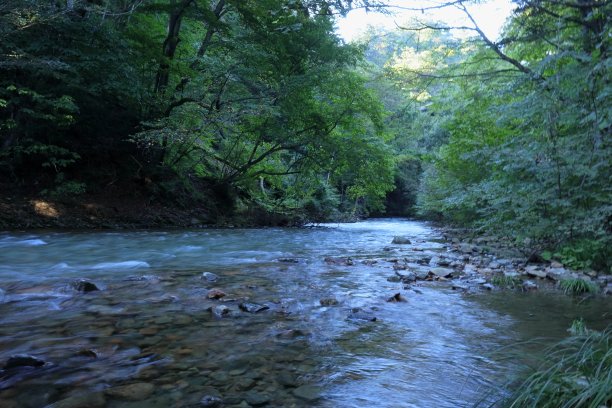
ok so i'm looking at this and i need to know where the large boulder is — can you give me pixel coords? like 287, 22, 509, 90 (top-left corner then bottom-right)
391, 236, 412, 245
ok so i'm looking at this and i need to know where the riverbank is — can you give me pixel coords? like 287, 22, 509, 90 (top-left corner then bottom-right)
435, 227, 612, 296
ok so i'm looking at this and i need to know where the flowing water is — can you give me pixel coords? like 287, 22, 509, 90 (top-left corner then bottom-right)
0, 219, 610, 407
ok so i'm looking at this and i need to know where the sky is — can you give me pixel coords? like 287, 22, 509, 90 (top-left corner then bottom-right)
335, 0, 515, 42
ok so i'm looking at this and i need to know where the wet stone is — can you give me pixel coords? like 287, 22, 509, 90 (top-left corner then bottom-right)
200, 395, 223, 407
4, 354, 46, 369
430, 268, 453, 278
522, 281, 538, 291
239, 302, 269, 313
244, 391, 270, 406
391, 236, 412, 245
72, 279, 100, 293
292, 385, 322, 401
202, 272, 219, 282
387, 292, 407, 302
319, 298, 338, 306
347, 308, 377, 322
104, 382, 154, 401
207, 289, 227, 299
278, 258, 300, 263
47, 392, 106, 408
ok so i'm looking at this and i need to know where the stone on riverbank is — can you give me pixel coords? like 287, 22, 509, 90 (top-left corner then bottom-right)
524, 266, 547, 279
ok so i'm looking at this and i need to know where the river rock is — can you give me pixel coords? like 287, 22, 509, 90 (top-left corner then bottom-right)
292, 385, 322, 401
391, 236, 411, 244
546, 267, 569, 281
244, 391, 270, 406
207, 289, 226, 299
522, 280, 538, 291
348, 308, 377, 322
387, 276, 402, 282
72, 279, 99, 293
239, 302, 269, 313
459, 243, 475, 253
525, 266, 547, 279
4, 354, 46, 369
604, 284, 612, 296
201, 272, 219, 282
0, 288, 4, 302
362, 259, 378, 266
395, 270, 417, 282
481, 283, 494, 291
320, 298, 338, 306
211, 305, 231, 318
278, 258, 300, 263
451, 284, 469, 292
429, 268, 453, 278
200, 395, 223, 407
46, 392, 106, 408
324, 257, 354, 266
104, 382, 154, 401
550, 260, 564, 268
387, 292, 407, 302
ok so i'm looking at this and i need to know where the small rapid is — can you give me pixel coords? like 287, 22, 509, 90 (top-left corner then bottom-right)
0, 220, 609, 407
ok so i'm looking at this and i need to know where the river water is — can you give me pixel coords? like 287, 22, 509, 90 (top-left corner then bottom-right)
0, 219, 610, 407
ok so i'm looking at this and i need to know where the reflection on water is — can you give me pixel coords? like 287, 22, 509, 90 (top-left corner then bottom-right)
0, 220, 610, 407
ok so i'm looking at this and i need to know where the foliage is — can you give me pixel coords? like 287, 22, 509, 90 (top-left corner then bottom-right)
558, 278, 599, 296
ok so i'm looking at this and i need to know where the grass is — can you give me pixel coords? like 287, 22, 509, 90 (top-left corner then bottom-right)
479, 323, 612, 408
491, 274, 522, 289
558, 278, 599, 295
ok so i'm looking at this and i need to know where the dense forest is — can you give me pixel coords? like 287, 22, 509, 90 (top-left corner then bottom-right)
0, 0, 610, 271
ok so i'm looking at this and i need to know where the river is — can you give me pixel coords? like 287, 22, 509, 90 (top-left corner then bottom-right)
0, 219, 610, 407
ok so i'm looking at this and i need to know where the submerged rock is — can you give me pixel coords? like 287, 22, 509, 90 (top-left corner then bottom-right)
292, 385, 322, 401
0, 288, 4, 302
387, 292, 407, 302
348, 308, 377, 322
320, 298, 338, 306
324, 257, 354, 266
244, 391, 270, 406
238, 302, 269, 313
104, 382, 154, 401
207, 289, 226, 299
200, 395, 223, 407
47, 392, 106, 408
278, 258, 300, 263
4, 354, 46, 369
211, 305, 231, 318
72, 279, 100, 293
391, 236, 412, 245
201, 272, 219, 282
